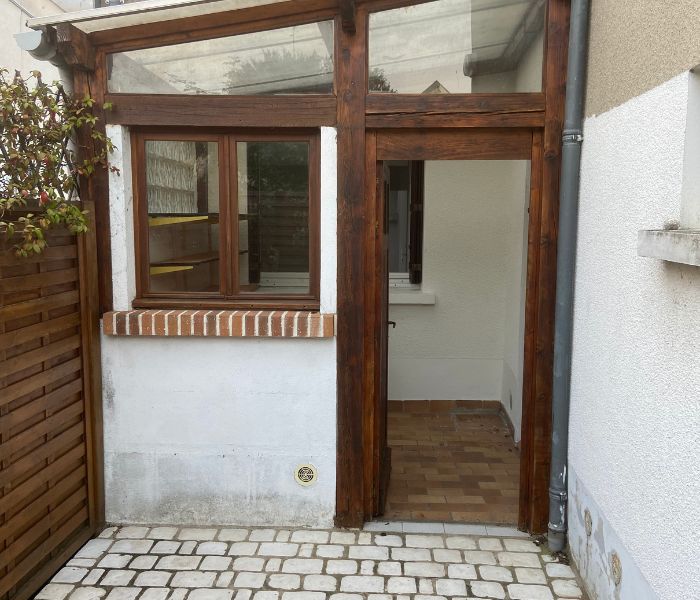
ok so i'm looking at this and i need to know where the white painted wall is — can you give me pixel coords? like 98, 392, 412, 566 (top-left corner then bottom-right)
569, 71, 700, 600
387, 160, 529, 427
102, 127, 338, 526
499, 162, 529, 436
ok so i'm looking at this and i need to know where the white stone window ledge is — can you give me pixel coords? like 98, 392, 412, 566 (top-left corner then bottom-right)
389, 290, 437, 305
637, 229, 700, 267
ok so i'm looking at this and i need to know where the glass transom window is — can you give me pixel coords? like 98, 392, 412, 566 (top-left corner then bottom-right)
108, 21, 335, 95
368, 0, 544, 94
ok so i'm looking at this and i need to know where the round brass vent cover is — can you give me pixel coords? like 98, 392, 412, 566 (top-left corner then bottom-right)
295, 464, 317, 487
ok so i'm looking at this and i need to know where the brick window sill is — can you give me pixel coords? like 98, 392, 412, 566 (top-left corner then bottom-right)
103, 310, 335, 338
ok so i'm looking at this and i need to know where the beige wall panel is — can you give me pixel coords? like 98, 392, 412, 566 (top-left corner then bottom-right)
586, 0, 700, 116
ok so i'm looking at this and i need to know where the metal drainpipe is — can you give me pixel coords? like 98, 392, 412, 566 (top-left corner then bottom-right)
548, 0, 591, 553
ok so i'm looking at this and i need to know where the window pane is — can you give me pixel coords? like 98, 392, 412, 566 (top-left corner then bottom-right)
368, 0, 544, 94
237, 141, 310, 295
145, 140, 220, 294
108, 21, 334, 95
387, 161, 411, 274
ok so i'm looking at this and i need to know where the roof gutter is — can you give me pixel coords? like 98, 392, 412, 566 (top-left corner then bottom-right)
548, 0, 591, 553
14, 28, 65, 68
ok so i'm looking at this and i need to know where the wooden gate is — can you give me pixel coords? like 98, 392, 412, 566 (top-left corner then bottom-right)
0, 209, 103, 600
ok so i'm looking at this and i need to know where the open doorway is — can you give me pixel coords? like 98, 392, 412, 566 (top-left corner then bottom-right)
384, 158, 531, 524
365, 128, 541, 527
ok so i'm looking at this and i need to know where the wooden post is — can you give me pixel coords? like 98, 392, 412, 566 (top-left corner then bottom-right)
335, 6, 368, 528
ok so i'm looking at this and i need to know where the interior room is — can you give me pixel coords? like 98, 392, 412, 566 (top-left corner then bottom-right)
384, 158, 532, 525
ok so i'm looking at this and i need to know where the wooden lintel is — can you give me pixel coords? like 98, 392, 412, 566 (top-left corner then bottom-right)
54, 24, 96, 72
339, 0, 356, 34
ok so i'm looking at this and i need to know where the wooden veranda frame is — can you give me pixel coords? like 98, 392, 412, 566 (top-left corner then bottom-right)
51, 0, 571, 534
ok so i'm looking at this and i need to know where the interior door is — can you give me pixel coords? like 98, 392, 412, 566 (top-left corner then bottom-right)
374, 162, 391, 516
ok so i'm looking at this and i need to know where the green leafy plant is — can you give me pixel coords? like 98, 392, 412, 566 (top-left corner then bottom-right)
0, 69, 117, 256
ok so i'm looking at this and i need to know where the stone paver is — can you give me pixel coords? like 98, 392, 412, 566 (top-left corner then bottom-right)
39, 523, 587, 600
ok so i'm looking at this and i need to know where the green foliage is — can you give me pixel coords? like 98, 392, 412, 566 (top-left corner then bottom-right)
0, 69, 117, 257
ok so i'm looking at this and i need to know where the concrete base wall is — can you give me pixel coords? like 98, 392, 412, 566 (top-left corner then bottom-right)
102, 334, 337, 527
568, 467, 659, 600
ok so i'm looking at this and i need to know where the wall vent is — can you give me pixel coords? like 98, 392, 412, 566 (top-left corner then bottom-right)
294, 464, 318, 487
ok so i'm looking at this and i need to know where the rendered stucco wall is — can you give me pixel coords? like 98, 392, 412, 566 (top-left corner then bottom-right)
102, 127, 338, 526
586, 0, 700, 116
569, 71, 700, 600
387, 160, 529, 426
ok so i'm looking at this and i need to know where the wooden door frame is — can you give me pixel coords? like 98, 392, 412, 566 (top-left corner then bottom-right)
364, 128, 544, 529
336, 1, 570, 532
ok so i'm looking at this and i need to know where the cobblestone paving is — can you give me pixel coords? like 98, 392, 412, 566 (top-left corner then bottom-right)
36, 522, 585, 600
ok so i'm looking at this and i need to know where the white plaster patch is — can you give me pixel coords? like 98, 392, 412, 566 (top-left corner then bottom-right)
320, 127, 338, 314
106, 125, 136, 311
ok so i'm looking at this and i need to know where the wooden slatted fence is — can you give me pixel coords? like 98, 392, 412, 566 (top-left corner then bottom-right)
0, 214, 103, 600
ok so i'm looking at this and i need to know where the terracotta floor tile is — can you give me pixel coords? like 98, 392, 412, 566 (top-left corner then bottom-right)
383, 407, 520, 525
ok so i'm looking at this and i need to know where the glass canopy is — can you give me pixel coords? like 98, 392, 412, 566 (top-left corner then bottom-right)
28, 0, 291, 34
107, 21, 334, 95
369, 0, 545, 94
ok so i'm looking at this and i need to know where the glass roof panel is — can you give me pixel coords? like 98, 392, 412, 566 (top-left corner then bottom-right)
107, 20, 334, 94
368, 0, 544, 94
28, 0, 291, 33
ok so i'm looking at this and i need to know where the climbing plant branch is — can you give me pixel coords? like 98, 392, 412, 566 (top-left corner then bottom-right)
0, 69, 117, 256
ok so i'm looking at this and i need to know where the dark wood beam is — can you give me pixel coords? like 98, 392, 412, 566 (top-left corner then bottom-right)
518, 0, 570, 535
72, 53, 113, 314
375, 128, 533, 161
54, 23, 96, 72
339, 0, 356, 34
365, 93, 546, 128
104, 94, 337, 128
335, 7, 368, 528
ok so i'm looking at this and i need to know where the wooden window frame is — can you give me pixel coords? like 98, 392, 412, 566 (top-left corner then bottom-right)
386, 160, 423, 286
132, 128, 321, 311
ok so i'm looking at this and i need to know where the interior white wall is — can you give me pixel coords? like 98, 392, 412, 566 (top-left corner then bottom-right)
102, 127, 338, 526
499, 163, 529, 437
387, 161, 529, 429
569, 71, 700, 600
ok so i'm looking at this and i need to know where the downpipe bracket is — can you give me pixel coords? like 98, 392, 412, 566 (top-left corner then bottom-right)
562, 131, 584, 144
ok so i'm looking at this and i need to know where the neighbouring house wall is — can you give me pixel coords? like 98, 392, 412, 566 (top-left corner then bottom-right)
0, 0, 60, 77
586, 0, 700, 116
569, 70, 700, 600
387, 160, 529, 420
102, 126, 338, 527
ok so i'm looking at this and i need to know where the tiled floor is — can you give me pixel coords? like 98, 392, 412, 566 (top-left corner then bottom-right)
37, 523, 585, 600
385, 403, 520, 524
